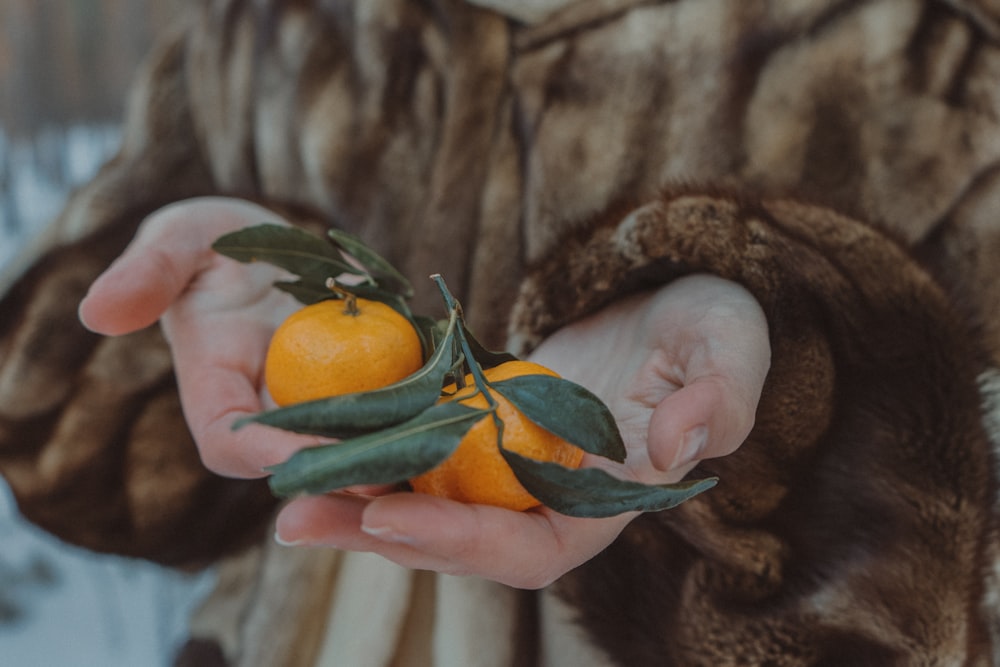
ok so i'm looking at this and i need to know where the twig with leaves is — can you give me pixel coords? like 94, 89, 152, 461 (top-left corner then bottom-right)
213, 224, 717, 517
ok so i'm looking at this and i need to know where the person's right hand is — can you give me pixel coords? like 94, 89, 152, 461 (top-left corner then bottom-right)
78, 196, 319, 478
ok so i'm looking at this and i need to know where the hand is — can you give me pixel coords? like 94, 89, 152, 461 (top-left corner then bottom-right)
79, 196, 319, 477
274, 274, 770, 588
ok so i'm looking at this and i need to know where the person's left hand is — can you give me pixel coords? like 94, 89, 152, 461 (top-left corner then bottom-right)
275, 273, 771, 588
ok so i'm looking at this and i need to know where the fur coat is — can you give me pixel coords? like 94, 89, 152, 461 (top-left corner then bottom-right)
2, 0, 1000, 664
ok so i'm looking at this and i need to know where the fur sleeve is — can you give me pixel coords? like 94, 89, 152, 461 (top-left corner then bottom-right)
0, 26, 278, 569
509, 189, 999, 663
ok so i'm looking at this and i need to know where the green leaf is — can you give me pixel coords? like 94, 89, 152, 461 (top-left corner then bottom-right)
502, 451, 718, 517
273, 279, 335, 305
328, 227, 413, 298
411, 315, 454, 364
213, 224, 364, 284
238, 309, 461, 438
461, 322, 518, 370
267, 401, 488, 497
491, 375, 627, 462
415, 316, 448, 348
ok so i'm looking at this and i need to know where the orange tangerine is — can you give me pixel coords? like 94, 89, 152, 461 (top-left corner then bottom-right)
264, 297, 422, 406
410, 361, 585, 511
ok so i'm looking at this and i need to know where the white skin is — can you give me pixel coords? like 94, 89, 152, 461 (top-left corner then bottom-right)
79, 197, 771, 589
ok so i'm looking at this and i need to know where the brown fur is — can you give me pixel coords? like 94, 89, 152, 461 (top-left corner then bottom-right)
2, 0, 1000, 663
509, 189, 998, 664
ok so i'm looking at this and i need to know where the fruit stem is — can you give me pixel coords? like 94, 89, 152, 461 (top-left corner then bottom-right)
430, 274, 497, 410
325, 278, 360, 316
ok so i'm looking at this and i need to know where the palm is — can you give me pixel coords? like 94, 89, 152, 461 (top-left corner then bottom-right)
529, 274, 769, 483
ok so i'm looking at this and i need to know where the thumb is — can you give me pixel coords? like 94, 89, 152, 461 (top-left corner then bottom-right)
78, 238, 191, 336
646, 374, 759, 472
78, 197, 283, 336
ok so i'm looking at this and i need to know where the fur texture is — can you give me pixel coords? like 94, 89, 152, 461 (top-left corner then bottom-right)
2, 0, 1000, 663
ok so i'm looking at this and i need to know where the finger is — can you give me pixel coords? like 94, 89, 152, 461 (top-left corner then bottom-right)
180, 379, 321, 479
276, 492, 631, 589
274, 493, 463, 573
79, 197, 286, 335
645, 278, 771, 471
645, 375, 751, 471
275, 493, 370, 545
364, 494, 634, 588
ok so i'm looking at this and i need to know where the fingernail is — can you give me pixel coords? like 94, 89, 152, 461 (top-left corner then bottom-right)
361, 523, 416, 545
675, 425, 708, 468
274, 531, 304, 547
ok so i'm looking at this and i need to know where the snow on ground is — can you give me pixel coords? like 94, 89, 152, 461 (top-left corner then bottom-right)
0, 126, 216, 665
0, 124, 120, 266
0, 486, 215, 666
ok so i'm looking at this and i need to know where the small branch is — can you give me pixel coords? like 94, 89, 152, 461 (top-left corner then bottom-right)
325, 277, 359, 315
430, 274, 496, 409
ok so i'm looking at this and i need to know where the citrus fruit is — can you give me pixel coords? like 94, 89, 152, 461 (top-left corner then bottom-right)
264, 297, 423, 406
409, 360, 585, 511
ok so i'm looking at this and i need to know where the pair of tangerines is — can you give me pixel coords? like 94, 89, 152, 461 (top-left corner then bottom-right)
263, 297, 584, 511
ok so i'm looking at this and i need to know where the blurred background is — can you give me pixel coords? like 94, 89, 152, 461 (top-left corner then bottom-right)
1, 0, 181, 263
1, 1, 216, 664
